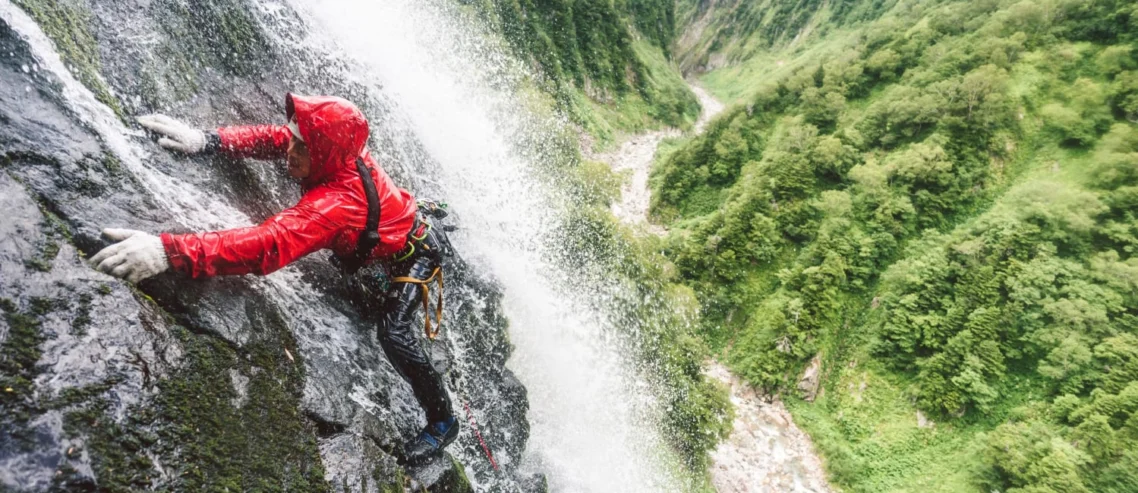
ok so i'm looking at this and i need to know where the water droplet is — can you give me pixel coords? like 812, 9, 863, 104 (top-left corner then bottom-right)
25, 86, 32, 92
32, 63, 39, 72
21, 64, 29, 73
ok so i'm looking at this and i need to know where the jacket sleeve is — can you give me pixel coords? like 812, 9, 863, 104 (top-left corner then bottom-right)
160, 194, 346, 278
216, 125, 292, 160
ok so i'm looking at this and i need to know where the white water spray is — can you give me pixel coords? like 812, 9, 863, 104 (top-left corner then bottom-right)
288, 1, 686, 491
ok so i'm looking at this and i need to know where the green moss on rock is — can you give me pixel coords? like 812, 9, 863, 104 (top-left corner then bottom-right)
0, 298, 48, 449
24, 203, 69, 272
151, 324, 329, 491
50, 319, 332, 490
374, 465, 406, 493
156, 0, 273, 77
427, 456, 473, 493
70, 293, 92, 336
54, 379, 160, 491
12, 0, 122, 118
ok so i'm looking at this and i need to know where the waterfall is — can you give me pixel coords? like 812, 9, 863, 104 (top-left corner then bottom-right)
289, 1, 686, 490
0, 0, 688, 491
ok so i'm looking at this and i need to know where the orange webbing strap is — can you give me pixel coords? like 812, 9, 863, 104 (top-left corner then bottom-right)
392, 267, 444, 340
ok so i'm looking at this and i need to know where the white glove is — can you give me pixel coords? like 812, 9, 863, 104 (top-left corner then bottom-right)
90, 228, 170, 283
137, 114, 208, 154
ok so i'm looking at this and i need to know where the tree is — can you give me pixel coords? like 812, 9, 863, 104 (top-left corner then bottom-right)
1096, 45, 1136, 76
1093, 334, 1138, 394
800, 88, 847, 127
1043, 103, 1098, 145
985, 421, 1092, 493
865, 48, 903, 81
960, 64, 1009, 121
1110, 71, 1138, 121
1038, 333, 1095, 394
1070, 414, 1118, 463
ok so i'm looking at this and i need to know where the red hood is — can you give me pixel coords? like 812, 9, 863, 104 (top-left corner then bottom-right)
285, 93, 369, 188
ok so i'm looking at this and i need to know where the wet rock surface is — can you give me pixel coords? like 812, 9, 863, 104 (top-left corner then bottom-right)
0, 0, 536, 491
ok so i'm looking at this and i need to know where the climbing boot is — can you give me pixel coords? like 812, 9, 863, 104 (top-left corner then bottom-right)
404, 416, 459, 465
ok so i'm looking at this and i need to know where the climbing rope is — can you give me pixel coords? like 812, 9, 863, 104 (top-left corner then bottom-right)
444, 342, 511, 481
463, 399, 500, 472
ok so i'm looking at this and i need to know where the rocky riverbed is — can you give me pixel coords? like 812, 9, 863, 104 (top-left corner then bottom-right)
588, 83, 725, 232
705, 363, 834, 493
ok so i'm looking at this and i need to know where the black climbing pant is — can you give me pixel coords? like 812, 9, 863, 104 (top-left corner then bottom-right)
350, 216, 453, 424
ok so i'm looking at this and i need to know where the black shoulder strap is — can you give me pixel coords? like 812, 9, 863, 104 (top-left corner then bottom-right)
341, 157, 381, 273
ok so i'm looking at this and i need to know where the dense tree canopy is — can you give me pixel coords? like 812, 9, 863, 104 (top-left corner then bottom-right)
655, 0, 1138, 490
484, 0, 698, 130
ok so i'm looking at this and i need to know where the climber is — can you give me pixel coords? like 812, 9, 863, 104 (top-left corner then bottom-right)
89, 94, 458, 465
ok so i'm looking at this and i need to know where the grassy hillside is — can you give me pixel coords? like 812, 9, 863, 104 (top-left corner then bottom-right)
475, 0, 701, 146
675, 0, 900, 77
654, 0, 1138, 491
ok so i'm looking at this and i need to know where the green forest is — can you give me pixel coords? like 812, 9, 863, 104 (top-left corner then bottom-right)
486, 0, 1138, 490
635, 0, 1138, 491
473, 0, 702, 146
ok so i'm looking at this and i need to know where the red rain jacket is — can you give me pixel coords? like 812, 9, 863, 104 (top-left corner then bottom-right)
161, 94, 418, 278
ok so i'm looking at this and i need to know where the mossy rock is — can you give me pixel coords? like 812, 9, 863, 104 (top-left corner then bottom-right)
428, 456, 473, 493
13, 0, 122, 117
155, 0, 273, 77
0, 298, 48, 447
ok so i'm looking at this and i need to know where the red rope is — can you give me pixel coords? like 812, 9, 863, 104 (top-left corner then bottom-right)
463, 400, 500, 471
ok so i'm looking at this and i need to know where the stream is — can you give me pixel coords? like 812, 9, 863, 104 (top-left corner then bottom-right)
590, 82, 835, 493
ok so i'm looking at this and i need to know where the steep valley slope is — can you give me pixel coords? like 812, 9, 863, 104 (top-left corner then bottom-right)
655, 0, 1138, 492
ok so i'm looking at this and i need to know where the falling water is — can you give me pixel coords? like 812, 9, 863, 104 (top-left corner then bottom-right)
287, 1, 687, 491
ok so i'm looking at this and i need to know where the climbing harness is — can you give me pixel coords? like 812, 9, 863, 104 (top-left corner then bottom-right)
386, 199, 457, 340
393, 218, 432, 262
392, 266, 444, 340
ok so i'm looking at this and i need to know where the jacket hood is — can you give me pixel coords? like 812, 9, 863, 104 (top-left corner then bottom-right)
285, 93, 369, 188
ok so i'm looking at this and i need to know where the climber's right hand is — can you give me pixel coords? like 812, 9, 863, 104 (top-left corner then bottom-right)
137, 114, 212, 154
90, 228, 170, 283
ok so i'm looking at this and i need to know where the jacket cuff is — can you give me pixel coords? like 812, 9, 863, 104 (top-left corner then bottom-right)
203, 131, 222, 154
160, 233, 190, 275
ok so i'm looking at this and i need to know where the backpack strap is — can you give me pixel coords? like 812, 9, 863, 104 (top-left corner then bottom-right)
340, 157, 381, 274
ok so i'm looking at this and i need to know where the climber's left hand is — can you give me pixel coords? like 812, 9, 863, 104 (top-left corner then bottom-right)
137, 114, 210, 154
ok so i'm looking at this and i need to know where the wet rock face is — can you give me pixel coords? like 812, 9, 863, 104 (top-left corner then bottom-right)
0, 0, 535, 491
